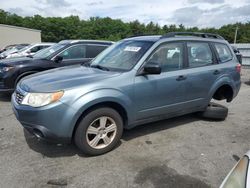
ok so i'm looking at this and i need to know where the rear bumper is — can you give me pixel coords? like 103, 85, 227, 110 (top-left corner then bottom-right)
233, 80, 241, 99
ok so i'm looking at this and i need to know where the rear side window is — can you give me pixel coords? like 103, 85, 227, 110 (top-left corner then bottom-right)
59, 45, 86, 59
41, 45, 50, 49
30, 46, 40, 53
187, 42, 213, 68
86, 45, 108, 58
214, 43, 232, 63
147, 42, 183, 72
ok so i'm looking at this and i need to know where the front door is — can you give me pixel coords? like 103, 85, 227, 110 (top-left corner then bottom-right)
134, 42, 188, 120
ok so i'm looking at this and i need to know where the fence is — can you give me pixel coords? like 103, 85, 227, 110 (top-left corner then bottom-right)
231, 43, 250, 66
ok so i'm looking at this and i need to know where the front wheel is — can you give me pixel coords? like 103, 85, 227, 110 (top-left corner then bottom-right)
74, 107, 123, 156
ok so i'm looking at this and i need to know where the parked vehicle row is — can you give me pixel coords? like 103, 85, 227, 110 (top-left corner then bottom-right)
6, 43, 55, 59
0, 44, 30, 59
0, 40, 113, 92
8, 32, 241, 156
0, 43, 29, 54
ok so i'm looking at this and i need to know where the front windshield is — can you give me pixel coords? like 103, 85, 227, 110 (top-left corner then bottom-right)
2, 48, 18, 56
33, 43, 66, 59
90, 40, 153, 71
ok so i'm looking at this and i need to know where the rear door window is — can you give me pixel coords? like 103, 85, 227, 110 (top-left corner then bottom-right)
86, 45, 108, 58
187, 42, 213, 68
214, 43, 233, 63
30, 46, 40, 53
59, 45, 86, 60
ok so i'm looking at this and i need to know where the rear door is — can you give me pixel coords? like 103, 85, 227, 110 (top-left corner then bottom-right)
183, 41, 220, 108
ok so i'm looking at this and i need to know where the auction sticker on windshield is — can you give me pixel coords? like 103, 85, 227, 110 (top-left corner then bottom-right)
124, 46, 141, 52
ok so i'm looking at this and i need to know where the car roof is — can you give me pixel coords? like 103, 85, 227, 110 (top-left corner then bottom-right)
125, 35, 162, 42
58, 40, 114, 45
30, 43, 56, 46
126, 32, 227, 43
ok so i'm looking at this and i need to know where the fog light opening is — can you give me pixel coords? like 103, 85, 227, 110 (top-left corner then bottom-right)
33, 129, 44, 138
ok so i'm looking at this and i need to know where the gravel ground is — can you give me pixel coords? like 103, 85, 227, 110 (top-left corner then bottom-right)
0, 68, 249, 188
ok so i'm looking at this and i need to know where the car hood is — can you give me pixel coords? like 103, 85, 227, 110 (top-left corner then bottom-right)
0, 57, 34, 66
19, 65, 121, 92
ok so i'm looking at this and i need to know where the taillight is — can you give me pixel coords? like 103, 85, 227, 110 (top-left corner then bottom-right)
236, 63, 241, 73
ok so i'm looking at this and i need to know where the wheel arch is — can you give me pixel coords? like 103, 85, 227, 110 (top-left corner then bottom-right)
209, 77, 235, 103
15, 70, 39, 86
69, 89, 133, 139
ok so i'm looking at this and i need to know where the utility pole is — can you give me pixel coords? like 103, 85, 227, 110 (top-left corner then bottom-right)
234, 26, 238, 44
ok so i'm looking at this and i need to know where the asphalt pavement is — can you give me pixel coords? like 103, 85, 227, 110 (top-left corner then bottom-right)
0, 68, 249, 188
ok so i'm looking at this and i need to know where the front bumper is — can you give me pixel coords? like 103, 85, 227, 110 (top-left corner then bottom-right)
11, 93, 78, 143
0, 73, 14, 93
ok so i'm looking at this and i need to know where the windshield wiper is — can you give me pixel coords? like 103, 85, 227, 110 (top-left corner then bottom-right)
90, 64, 110, 71
81, 61, 91, 67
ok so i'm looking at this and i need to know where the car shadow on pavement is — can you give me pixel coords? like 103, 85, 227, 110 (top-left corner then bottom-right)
23, 129, 122, 158
0, 93, 11, 101
24, 114, 199, 158
23, 129, 88, 158
122, 114, 199, 141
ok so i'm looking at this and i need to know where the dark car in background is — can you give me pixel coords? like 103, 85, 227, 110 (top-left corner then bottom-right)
0, 40, 113, 93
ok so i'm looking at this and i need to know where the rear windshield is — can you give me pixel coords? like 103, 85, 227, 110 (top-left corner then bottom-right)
214, 43, 233, 63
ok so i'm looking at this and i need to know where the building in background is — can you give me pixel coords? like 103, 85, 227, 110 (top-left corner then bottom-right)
0, 24, 41, 49
232, 43, 250, 66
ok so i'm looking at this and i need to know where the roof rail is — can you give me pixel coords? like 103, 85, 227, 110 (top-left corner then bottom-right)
161, 32, 224, 40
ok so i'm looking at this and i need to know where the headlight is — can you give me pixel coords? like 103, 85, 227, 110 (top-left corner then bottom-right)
21, 91, 64, 107
0, 66, 14, 72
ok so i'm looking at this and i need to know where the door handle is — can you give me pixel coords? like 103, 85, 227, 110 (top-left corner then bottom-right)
213, 70, 220, 75
176, 75, 187, 81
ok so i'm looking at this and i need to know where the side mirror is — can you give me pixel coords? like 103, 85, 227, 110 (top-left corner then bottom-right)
143, 62, 161, 75
54, 56, 63, 63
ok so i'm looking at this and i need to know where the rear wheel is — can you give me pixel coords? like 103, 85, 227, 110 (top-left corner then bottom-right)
74, 107, 123, 155
199, 102, 228, 120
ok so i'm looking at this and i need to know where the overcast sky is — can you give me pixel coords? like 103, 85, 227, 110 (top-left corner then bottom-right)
0, 0, 250, 28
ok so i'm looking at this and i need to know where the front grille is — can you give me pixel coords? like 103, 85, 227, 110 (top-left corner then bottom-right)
15, 90, 25, 104
0, 81, 4, 88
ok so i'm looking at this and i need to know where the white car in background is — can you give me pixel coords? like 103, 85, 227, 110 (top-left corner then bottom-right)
220, 150, 250, 188
6, 43, 55, 58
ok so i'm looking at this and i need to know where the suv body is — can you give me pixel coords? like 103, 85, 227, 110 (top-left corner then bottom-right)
0, 40, 113, 93
6, 43, 55, 59
12, 33, 241, 155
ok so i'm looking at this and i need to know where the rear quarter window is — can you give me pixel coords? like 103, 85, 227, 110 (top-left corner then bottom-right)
214, 43, 233, 63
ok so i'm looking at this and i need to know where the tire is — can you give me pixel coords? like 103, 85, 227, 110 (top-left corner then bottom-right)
74, 107, 123, 156
199, 102, 228, 120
